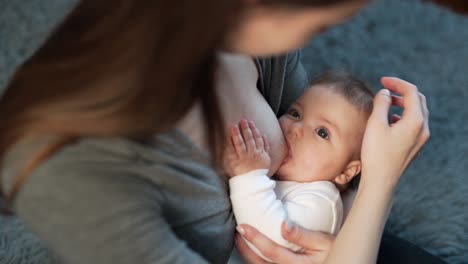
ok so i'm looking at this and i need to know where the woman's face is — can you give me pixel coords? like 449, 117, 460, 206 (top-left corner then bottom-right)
224, 0, 369, 56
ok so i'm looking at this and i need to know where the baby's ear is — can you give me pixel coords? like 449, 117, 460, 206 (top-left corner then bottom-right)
334, 160, 361, 185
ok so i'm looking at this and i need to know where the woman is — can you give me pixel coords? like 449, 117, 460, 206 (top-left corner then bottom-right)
0, 0, 436, 263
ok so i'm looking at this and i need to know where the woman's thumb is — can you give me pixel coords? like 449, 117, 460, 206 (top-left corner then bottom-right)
281, 221, 333, 250
370, 89, 392, 123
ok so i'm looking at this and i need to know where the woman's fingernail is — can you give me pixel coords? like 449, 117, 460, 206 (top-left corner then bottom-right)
236, 226, 246, 236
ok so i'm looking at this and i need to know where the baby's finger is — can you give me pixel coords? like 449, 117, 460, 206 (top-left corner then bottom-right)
249, 121, 264, 150
224, 137, 235, 157
263, 134, 270, 153
231, 125, 246, 154
240, 119, 255, 153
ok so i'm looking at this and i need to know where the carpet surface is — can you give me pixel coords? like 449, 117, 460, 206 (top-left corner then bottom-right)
0, 0, 78, 90
1, 0, 467, 263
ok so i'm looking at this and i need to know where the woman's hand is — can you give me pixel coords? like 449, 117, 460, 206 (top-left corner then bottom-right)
224, 119, 271, 177
360, 77, 430, 189
236, 222, 334, 264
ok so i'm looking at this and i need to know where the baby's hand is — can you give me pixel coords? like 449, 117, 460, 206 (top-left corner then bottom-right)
224, 119, 271, 177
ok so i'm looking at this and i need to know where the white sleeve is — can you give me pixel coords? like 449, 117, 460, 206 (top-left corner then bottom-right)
283, 192, 342, 236
229, 170, 300, 260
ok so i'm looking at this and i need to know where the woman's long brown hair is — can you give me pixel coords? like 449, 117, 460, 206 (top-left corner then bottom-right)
0, 0, 355, 213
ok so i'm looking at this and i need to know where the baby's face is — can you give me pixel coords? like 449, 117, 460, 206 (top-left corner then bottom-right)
276, 85, 368, 183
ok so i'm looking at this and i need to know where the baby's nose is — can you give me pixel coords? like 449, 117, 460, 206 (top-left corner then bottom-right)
289, 123, 302, 138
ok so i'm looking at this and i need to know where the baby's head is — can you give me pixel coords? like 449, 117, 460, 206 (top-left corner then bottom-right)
276, 71, 374, 191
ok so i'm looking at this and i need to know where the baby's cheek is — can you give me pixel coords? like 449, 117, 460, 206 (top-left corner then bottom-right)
302, 150, 335, 180
302, 158, 320, 177
323, 155, 347, 179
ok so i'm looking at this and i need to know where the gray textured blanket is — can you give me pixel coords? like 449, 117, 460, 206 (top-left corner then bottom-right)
1, 0, 467, 263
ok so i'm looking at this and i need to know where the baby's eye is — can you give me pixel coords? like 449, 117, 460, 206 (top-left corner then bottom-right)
316, 128, 329, 139
287, 108, 301, 120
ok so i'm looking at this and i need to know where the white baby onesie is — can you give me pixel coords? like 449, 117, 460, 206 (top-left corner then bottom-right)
229, 169, 343, 261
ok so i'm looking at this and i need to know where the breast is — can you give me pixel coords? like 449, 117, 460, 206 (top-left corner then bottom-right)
177, 53, 288, 176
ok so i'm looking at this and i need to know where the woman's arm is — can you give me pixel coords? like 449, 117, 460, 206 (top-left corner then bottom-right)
325, 78, 429, 264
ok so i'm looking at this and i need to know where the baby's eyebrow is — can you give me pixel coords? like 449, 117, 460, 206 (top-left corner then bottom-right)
293, 101, 303, 109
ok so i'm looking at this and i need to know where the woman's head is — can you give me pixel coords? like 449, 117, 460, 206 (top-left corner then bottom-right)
224, 0, 369, 56
0, 0, 369, 208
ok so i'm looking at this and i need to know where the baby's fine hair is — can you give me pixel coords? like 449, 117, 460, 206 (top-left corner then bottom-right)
309, 70, 375, 190
309, 70, 374, 116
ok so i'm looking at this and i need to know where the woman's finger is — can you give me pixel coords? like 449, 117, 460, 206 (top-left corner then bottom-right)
419, 93, 430, 132
236, 234, 269, 264
240, 119, 256, 153
281, 221, 334, 252
231, 125, 246, 154
369, 89, 392, 124
405, 92, 430, 153
404, 92, 430, 168
391, 90, 427, 113
391, 94, 404, 108
418, 92, 430, 143
381, 77, 423, 122
249, 120, 264, 150
238, 224, 300, 263
420, 93, 429, 118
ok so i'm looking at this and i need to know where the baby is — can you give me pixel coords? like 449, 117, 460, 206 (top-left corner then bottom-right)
224, 71, 374, 261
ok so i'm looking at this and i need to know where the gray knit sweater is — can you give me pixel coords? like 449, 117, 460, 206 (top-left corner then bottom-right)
1, 52, 308, 264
